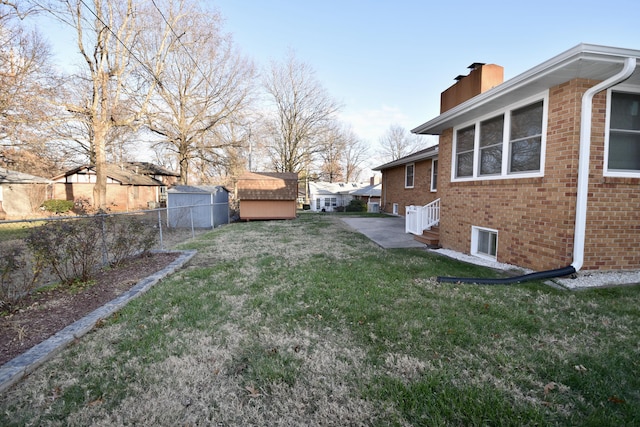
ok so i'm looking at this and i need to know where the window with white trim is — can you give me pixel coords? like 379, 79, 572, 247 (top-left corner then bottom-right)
455, 126, 474, 178
471, 226, 498, 260
405, 163, 415, 188
430, 159, 438, 192
324, 197, 337, 208
605, 90, 640, 175
453, 95, 546, 181
479, 115, 504, 176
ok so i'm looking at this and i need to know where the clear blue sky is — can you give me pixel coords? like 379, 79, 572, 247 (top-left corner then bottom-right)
35, 0, 640, 170
210, 0, 640, 148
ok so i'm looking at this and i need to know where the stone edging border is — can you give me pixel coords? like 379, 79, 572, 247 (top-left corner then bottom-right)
0, 249, 197, 394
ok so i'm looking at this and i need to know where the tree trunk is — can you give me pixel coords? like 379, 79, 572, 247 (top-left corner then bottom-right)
93, 70, 110, 210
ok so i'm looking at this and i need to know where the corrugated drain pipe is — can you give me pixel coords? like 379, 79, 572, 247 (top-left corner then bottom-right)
437, 56, 637, 285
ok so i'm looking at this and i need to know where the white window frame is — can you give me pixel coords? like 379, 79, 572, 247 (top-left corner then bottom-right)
471, 226, 498, 260
451, 92, 548, 182
405, 163, 415, 188
604, 85, 640, 177
392, 203, 399, 215
430, 158, 438, 192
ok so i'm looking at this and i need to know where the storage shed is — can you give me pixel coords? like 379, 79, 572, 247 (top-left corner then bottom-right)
166, 185, 229, 228
237, 172, 298, 220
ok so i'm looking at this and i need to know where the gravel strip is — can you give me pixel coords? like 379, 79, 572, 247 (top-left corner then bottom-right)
429, 248, 640, 289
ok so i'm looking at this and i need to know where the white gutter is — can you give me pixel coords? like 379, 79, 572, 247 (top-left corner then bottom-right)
571, 57, 637, 271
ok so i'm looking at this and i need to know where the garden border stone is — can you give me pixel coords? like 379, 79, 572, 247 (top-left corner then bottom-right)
0, 249, 196, 394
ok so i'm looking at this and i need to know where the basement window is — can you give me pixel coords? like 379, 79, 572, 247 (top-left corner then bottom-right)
471, 226, 498, 260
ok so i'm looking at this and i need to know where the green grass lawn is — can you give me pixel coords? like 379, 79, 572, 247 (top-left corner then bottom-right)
1, 214, 639, 426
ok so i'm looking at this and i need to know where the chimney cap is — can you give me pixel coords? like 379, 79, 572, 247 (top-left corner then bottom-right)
467, 62, 485, 70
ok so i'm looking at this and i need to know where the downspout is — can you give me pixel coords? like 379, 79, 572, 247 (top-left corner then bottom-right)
438, 57, 637, 285
571, 57, 636, 272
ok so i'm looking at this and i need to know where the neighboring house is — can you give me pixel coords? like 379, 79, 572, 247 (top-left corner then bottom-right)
0, 168, 52, 219
52, 163, 177, 211
237, 172, 298, 220
373, 145, 439, 216
307, 181, 373, 212
376, 43, 640, 273
348, 181, 382, 213
166, 185, 229, 228
126, 162, 180, 206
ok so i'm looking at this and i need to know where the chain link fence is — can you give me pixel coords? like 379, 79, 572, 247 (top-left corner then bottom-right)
0, 204, 229, 305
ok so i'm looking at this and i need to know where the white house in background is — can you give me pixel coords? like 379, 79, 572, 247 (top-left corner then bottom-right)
351, 183, 382, 212
308, 181, 372, 212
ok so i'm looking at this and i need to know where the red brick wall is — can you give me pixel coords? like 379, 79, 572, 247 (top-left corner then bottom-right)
54, 183, 158, 212
380, 158, 438, 215
584, 87, 640, 270
437, 78, 640, 271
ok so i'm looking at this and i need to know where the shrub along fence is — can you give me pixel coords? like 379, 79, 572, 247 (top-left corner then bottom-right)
0, 204, 227, 308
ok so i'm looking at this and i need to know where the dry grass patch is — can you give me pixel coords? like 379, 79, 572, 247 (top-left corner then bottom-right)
1, 214, 639, 426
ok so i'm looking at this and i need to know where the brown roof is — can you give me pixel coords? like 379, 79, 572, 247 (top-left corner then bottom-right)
53, 165, 164, 186
126, 162, 180, 177
237, 172, 298, 201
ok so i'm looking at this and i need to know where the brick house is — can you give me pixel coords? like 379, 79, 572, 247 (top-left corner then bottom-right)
52, 163, 179, 211
376, 44, 640, 273
373, 145, 439, 216
236, 172, 298, 220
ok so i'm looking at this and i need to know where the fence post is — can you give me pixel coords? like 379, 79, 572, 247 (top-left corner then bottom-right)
157, 208, 164, 250
190, 206, 195, 239
100, 214, 108, 266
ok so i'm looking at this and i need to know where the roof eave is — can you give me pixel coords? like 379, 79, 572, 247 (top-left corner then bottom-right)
411, 43, 640, 135
372, 147, 439, 171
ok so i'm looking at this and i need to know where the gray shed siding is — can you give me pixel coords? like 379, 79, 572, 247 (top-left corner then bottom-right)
167, 186, 229, 228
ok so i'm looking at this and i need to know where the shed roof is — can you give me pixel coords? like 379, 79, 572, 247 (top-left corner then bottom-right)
0, 168, 52, 184
237, 172, 298, 201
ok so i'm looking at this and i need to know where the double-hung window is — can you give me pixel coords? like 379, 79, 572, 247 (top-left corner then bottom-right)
509, 101, 544, 173
405, 163, 415, 188
453, 95, 546, 181
455, 126, 475, 178
430, 159, 438, 191
605, 90, 640, 175
479, 115, 504, 176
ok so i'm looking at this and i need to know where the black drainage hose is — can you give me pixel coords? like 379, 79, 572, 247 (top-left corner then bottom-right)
436, 265, 576, 285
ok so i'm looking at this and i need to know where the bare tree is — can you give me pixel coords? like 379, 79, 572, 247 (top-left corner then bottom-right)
317, 124, 345, 183
262, 52, 341, 174
342, 128, 368, 182
141, 0, 255, 185
0, 4, 60, 169
378, 124, 421, 162
39, 0, 170, 209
